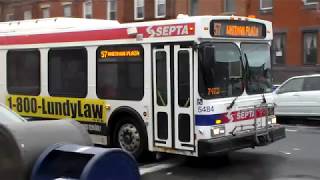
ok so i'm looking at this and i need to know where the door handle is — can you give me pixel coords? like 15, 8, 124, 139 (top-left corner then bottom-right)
292, 94, 300, 96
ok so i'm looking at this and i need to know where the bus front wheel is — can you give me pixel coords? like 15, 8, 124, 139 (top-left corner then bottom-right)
113, 117, 147, 160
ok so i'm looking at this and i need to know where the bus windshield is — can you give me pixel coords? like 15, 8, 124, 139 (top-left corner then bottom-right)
199, 43, 243, 99
241, 43, 272, 94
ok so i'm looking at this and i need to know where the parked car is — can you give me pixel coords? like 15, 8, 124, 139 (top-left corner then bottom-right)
0, 103, 26, 124
273, 74, 320, 118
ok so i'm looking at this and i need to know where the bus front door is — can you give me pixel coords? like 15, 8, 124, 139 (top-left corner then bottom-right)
152, 44, 194, 151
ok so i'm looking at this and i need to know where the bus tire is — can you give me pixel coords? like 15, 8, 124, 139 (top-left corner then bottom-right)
112, 116, 148, 160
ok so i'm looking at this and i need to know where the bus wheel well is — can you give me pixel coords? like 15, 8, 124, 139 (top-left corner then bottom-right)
108, 107, 147, 146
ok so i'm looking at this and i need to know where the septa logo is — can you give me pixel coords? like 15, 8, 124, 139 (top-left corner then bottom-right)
228, 108, 267, 122
146, 23, 194, 37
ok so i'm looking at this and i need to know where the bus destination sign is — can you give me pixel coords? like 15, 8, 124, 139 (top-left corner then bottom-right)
210, 20, 266, 38
100, 50, 141, 59
97, 45, 144, 63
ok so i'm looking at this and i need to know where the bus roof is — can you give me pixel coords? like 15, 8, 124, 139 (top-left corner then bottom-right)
0, 15, 272, 48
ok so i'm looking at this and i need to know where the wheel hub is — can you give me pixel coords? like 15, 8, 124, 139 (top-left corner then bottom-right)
118, 123, 141, 153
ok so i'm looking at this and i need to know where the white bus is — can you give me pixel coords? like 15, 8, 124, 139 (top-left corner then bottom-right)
0, 15, 285, 159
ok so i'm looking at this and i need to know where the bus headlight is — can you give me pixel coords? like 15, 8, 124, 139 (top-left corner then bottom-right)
211, 125, 225, 137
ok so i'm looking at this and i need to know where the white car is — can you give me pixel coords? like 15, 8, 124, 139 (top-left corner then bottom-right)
273, 74, 320, 118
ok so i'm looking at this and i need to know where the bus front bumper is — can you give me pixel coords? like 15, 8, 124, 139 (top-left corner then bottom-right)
198, 125, 286, 157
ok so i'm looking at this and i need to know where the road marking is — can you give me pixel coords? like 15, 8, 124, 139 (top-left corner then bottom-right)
279, 151, 291, 155
285, 129, 297, 132
166, 172, 173, 175
139, 159, 183, 175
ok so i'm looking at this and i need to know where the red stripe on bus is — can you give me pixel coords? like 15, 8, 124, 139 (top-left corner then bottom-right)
1, 28, 130, 45
0, 23, 195, 45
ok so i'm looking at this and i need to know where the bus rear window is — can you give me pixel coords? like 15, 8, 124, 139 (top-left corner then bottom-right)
96, 45, 144, 100
7, 49, 40, 96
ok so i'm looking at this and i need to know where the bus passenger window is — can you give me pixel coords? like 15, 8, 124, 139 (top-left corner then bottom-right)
7, 49, 40, 95
48, 47, 88, 98
96, 45, 144, 100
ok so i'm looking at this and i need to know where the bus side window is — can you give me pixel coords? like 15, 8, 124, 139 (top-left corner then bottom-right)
96, 45, 144, 101
48, 47, 88, 98
7, 49, 40, 96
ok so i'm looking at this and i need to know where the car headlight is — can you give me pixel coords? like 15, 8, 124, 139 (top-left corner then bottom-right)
272, 116, 277, 124
267, 116, 277, 125
211, 125, 225, 137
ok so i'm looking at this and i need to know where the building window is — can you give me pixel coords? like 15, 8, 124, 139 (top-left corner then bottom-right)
96, 45, 144, 100
304, 0, 318, 5
134, 0, 144, 20
6, 13, 14, 21
189, 0, 198, 16
272, 33, 286, 65
303, 32, 318, 65
83, 0, 92, 18
260, 0, 273, 10
303, 0, 318, 9
63, 4, 72, 17
303, 32, 318, 64
24, 10, 32, 20
155, 0, 166, 18
224, 0, 235, 13
7, 49, 40, 96
42, 7, 50, 18
107, 0, 117, 20
48, 48, 88, 98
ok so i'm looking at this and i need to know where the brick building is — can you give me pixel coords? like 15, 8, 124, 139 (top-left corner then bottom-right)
0, 0, 244, 22
0, 0, 319, 83
247, 0, 320, 83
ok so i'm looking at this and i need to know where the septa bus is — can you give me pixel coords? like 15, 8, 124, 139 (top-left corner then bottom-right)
0, 15, 285, 159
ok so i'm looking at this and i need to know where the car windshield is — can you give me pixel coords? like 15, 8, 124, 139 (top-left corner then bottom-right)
0, 104, 25, 123
199, 42, 243, 99
241, 43, 273, 94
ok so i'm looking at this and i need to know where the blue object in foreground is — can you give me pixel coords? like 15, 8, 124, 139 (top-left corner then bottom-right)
31, 144, 140, 180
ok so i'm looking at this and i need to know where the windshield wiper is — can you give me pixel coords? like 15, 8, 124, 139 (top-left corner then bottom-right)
227, 96, 238, 110
261, 93, 267, 104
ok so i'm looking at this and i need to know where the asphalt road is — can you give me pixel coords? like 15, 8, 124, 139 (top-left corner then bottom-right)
140, 124, 320, 180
